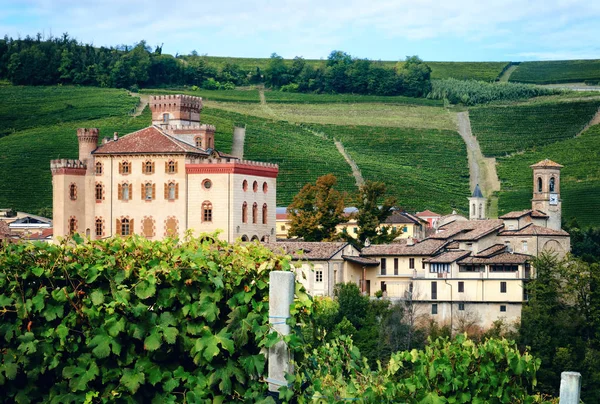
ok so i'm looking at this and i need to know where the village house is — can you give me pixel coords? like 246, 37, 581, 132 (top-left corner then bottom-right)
51, 95, 278, 242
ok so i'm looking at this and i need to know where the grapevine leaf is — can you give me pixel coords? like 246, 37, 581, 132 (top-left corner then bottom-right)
163, 377, 179, 393
88, 331, 111, 358
159, 312, 176, 327
0, 294, 13, 308
216, 329, 234, 354
144, 330, 162, 351
56, 324, 69, 340
162, 327, 179, 344
31, 266, 44, 277
1, 362, 18, 380
198, 334, 220, 362
106, 317, 125, 337
43, 303, 64, 321
135, 279, 156, 300
90, 290, 104, 306
120, 368, 145, 394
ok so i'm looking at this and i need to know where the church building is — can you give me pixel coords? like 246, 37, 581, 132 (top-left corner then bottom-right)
51, 95, 278, 242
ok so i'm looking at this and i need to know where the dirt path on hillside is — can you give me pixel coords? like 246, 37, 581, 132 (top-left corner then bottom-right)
260, 90, 365, 189
576, 107, 600, 136
456, 111, 501, 217
498, 64, 518, 82
128, 92, 149, 116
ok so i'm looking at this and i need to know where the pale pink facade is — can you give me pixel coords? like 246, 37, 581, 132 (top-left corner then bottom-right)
51, 95, 278, 242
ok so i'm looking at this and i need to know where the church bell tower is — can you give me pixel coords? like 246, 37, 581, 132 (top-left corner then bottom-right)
530, 159, 563, 230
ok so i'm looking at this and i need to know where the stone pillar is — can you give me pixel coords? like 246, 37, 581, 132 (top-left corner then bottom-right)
559, 371, 581, 404
268, 271, 295, 393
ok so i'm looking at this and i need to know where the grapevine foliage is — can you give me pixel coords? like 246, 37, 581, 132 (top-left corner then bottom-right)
0, 234, 310, 403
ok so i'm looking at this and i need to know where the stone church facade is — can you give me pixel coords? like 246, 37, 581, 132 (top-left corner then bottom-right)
51, 95, 278, 242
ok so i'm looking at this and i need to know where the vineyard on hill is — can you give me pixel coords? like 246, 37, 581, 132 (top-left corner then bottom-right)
469, 100, 600, 156
509, 60, 600, 84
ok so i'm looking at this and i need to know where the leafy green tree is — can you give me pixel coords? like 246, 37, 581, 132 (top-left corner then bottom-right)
397, 55, 432, 97
353, 181, 400, 247
264, 53, 291, 88
287, 174, 347, 241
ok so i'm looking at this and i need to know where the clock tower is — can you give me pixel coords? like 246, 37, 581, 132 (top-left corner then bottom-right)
530, 159, 563, 231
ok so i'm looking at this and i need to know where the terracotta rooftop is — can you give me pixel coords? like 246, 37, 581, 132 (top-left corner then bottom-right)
93, 126, 210, 155
263, 241, 349, 260
424, 250, 471, 263
276, 213, 288, 220
459, 252, 531, 265
530, 159, 563, 169
475, 244, 506, 258
383, 211, 420, 225
361, 238, 447, 256
498, 223, 569, 237
499, 209, 548, 219
445, 241, 460, 249
416, 210, 440, 217
342, 255, 379, 266
432, 219, 505, 241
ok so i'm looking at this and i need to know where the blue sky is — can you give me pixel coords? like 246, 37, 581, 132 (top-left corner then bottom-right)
1, 0, 599, 61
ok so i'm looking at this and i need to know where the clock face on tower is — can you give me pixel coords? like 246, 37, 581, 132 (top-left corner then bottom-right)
549, 193, 558, 205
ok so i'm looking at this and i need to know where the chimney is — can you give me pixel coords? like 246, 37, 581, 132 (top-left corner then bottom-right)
103, 137, 110, 144
407, 237, 415, 246
113, 132, 118, 141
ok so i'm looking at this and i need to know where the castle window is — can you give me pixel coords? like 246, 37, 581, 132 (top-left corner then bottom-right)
242, 202, 248, 223
166, 160, 177, 174
95, 161, 103, 175
202, 179, 212, 190
95, 218, 103, 237
142, 217, 155, 238
120, 218, 130, 236
409, 258, 415, 269
262, 203, 268, 224
471, 203, 475, 216
144, 182, 155, 200
165, 216, 178, 237
549, 177, 555, 192
253, 181, 258, 192
165, 182, 178, 201
69, 217, 77, 235
501, 281, 507, 293
120, 161, 131, 175
163, 113, 169, 123
315, 270, 323, 283
263, 182, 268, 193
69, 184, 77, 200
458, 281, 464, 293
95, 183, 103, 202
144, 160, 155, 174
202, 201, 213, 222
537, 177, 542, 192
431, 281, 437, 299
119, 183, 131, 201
252, 202, 258, 224
479, 203, 483, 219
195, 136, 202, 148
242, 180, 248, 192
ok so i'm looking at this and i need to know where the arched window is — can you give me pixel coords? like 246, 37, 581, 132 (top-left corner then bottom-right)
142, 217, 154, 238
163, 113, 169, 123
168, 182, 176, 200
537, 177, 543, 193
95, 183, 103, 202
95, 218, 103, 237
166, 160, 177, 173
69, 217, 77, 235
242, 180, 248, 191
202, 201, 213, 222
144, 160, 154, 174
165, 216, 178, 237
121, 161, 131, 174
119, 182, 131, 201
471, 203, 475, 216
252, 202, 258, 224
69, 184, 77, 200
263, 182, 268, 193
95, 161, 102, 175
253, 181, 258, 192
241, 235, 249, 242
242, 202, 248, 223
121, 218, 130, 236
479, 203, 483, 219
262, 203, 268, 224
549, 177, 555, 192
145, 183, 153, 200
195, 136, 202, 148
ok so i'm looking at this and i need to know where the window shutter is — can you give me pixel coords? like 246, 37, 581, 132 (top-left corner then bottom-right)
152, 184, 156, 200
151, 162, 155, 173
118, 184, 122, 200
174, 162, 178, 173
119, 162, 123, 174
142, 161, 145, 172
130, 219, 134, 235
116, 219, 121, 235
141, 184, 144, 200
175, 183, 179, 199
165, 161, 168, 173
164, 183, 168, 199
128, 184, 132, 199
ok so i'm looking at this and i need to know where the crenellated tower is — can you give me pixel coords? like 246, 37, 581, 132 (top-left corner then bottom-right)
77, 128, 99, 172
150, 95, 202, 127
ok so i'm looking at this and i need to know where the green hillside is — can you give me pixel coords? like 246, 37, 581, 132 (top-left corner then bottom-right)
469, 100, 600, 156
509, 60, 600, 84
496, 124, 600, 226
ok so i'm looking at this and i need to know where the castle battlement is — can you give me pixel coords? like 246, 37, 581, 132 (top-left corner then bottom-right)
50, 159, 87, 170
162, 124, 215, 132
150, 95, 202, 111
185, 157, 278, 169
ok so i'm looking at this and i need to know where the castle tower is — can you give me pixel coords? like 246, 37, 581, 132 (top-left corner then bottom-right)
77, 128, 99, 171
531, 159, 563, 230
468, 184, 487, 220
150, 95, 202, 127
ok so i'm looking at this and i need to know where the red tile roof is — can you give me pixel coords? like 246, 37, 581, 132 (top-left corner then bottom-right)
433, 219, 505, 241
93, 126, 210, 155
416, 210, 440, 217
361, 238, 447, 256
475, 244, 506, 257
498, 223, 569, 237
530, 159, 563, 169
263, 241, 350, 260
459, 252, 531, 264
342, 255, 379, 266
499, 209, 548, 219
424, 250, 471, 263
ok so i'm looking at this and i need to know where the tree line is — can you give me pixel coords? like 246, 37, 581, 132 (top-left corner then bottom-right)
0, 34, 431, 97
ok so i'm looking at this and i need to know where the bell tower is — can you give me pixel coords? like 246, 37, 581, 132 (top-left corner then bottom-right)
530, 159, 563, 230
468, 184, 487, 220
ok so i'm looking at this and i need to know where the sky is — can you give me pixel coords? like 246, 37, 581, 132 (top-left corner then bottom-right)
1, 0, 599, 62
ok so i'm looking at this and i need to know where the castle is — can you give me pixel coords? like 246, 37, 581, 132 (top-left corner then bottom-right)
51, 95, 278, 242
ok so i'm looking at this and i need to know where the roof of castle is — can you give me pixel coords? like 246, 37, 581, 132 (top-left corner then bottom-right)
471, 184, 484, 198
93, 126, 210, 156
499, 209, 548, 219
530, 159, 563, 169
498, 223, 570, 237
361, 238, 447, 257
